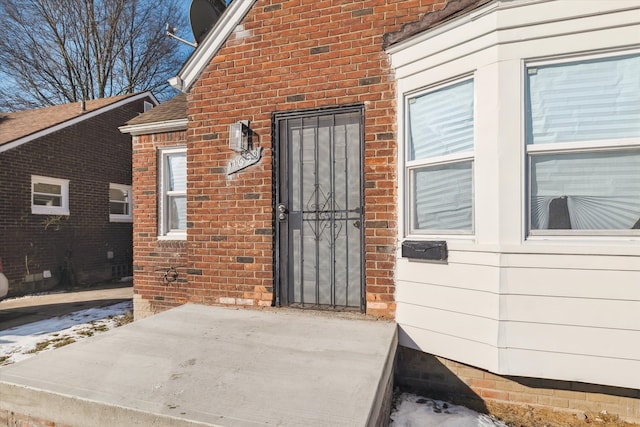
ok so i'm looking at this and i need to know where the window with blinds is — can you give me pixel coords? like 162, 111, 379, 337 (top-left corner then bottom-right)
526, 53, 640, 234
159, 147, 187, 238
406, 78, 474, 234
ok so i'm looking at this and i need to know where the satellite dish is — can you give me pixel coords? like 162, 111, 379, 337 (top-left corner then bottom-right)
190, 0, 227, 45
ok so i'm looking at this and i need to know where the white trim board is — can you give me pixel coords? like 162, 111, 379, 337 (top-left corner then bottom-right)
119, 119, 188, 136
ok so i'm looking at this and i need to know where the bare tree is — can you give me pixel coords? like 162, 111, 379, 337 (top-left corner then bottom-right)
0, 0, 189, 111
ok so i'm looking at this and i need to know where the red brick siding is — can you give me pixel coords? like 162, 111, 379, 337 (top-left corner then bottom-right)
175, 0, 446, 318
131, 131, 189, 314
396, 347, 640, 424
0, 100, 147, 295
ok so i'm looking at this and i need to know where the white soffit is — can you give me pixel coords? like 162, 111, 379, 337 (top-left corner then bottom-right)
118, 119, 188, 136
171, 0, 258, 93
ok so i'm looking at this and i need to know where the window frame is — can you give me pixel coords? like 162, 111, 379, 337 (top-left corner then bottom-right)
524, 50, 640, 237
109, 183, 133, 223
158, 147, 187, 240
405, 76, 476, 236
31, 175, 70, 216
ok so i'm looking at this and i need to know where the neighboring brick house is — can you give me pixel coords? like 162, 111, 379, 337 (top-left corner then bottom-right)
0, 93, 157, 296
121, 0, 640, 422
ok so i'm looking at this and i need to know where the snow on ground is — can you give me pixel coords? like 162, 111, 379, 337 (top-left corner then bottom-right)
0, 301, 132, 366
391, 393, 508, 427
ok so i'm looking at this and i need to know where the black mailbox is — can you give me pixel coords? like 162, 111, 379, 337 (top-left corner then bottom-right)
401, 240, 448, 262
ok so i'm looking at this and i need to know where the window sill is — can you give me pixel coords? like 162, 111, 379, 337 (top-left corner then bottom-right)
158, 232, 186, 241
110, 215, 133, 223
404, 234, 475, 243
524, 234, 640, 250
31, 208, 70, 216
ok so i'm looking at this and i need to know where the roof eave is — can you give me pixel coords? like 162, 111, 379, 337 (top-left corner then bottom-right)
170, 0, 258, 93
0, 91, 157, 153
383, 0, 497, 51
119, 118, 188, 136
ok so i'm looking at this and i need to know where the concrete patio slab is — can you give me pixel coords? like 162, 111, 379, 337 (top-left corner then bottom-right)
0, 304, 397, 426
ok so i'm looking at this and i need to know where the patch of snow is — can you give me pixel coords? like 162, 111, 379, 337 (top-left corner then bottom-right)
390, 393, 508, 427
0, 301, 132, 366
3, 290, 66, 301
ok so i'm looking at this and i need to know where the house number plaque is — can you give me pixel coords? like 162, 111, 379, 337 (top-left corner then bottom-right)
227, 147, 262, 175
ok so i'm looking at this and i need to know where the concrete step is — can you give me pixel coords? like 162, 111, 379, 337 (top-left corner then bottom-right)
0, 304, 397, 426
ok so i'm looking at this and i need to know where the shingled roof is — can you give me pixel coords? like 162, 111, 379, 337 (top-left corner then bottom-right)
383, 0, 492, 49
0, 94, 143, 147
125, 93, 187, 126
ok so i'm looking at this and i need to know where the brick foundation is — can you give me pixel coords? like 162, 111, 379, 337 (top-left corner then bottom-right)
396, 346, 640, 424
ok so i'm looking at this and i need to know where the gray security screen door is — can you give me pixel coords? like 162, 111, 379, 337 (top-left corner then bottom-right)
275, 106, 365, 311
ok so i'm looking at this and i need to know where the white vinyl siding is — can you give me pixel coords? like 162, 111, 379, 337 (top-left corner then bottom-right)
390, 0, 640, 390
407, 79, 474, 233
159, 148, 186, 239
31, 175, 69, 215
526, 54, 640, 234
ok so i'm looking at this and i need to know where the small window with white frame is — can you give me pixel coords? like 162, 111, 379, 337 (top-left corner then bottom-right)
525, 52, 640, 235
109, 183, 133, 222
31, 175, 69, 215
159, 147, 186, 239
406, 77, 475, 235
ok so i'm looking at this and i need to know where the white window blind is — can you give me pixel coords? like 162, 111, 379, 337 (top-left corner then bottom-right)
527, 54, 640, 145
409, 79, 474, 160
530, 150, 640, 230
526, 54, 640, 233
166, 153, 186, 232
414, 162, 473, 231
407, 79, 474, 233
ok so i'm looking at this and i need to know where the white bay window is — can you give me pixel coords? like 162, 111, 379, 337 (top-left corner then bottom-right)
526, 53, 640, 234
407, 78, 474, 234
390, 0, 640, 391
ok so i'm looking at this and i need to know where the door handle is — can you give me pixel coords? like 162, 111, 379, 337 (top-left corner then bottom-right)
278, 204, 288, 221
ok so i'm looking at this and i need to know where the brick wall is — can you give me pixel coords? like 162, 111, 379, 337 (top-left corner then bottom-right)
0, 100, 146, 295
131, 130, 189, 318
396, 346, 640, 423
148, 0, 447, 319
